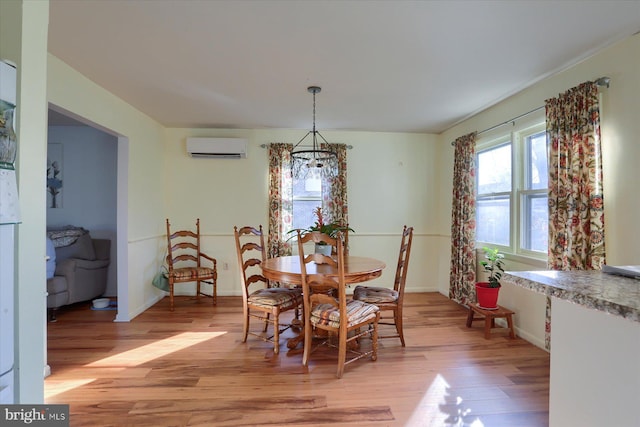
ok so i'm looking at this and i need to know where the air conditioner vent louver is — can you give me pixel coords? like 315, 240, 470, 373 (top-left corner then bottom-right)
186, 138, 247, 159
189, 152, 243, 159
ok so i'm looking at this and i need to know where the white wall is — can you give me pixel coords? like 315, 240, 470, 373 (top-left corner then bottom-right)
0, 0, 49, 404
438, 33, 640, 349
47, 54, 167, 321
47, 126, 118, 296
164, 128, 444, 298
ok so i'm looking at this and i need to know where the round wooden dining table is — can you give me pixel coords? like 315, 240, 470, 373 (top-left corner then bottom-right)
262, 255, 386, 350
262, 255, 386, 285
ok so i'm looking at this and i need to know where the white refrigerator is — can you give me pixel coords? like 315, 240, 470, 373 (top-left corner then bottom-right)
0, 59, 19, 404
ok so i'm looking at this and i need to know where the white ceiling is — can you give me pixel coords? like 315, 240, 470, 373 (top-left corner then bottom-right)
48, 0, 640, 133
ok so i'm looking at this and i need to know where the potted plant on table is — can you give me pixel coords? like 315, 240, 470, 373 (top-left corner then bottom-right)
288, 207, 353, 255
475, 246, 505, 309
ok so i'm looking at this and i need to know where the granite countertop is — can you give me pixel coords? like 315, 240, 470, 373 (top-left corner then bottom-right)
502, 270, 640, 322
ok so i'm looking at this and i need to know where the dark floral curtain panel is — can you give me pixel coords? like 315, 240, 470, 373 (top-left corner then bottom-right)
544, 80, 606, 350
546, 81, 606, 271
267, 143, 293, 258
321, 143, 349, 226
449, 132, 477, 305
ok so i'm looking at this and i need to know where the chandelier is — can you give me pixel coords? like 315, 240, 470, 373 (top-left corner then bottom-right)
291, 86, 338, 178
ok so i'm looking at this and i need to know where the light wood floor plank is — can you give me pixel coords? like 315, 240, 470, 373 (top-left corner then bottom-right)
46, 292, 549, 426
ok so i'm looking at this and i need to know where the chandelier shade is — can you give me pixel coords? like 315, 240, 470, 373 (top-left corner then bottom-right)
291, 86, 338, 178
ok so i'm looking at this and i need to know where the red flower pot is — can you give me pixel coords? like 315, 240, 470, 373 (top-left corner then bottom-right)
475, 282, 500, 309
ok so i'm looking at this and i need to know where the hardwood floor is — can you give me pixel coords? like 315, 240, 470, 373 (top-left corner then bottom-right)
45, 293, 550, 426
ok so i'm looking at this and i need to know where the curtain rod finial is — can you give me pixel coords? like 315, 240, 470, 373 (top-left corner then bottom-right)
595, 77, 610, 88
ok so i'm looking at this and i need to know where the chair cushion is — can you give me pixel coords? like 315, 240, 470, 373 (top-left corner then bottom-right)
169, 266, 215, 281
310, 300, 379, 329
353, 285, 398, 304
248, 287, 302, 309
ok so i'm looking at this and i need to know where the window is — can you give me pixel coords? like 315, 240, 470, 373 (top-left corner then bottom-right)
476, 141, 511, 247
521, 130, 548, 253
476, 122, 548, 258
292, 175, 322, 231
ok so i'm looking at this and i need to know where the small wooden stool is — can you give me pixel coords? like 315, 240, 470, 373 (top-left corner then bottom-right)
466, 303, 515, 339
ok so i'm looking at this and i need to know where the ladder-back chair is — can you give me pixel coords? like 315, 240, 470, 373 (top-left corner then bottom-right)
353, 225, 413, 346
297, 231, 379, 378
165, 218, 217, 311
234, 225, 302, 355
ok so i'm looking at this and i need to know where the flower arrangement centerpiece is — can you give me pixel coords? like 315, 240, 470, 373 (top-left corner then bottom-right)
288, 207, 353, 249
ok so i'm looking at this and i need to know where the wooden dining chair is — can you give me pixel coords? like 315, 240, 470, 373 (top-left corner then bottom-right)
165, 218, 218, 311
297, 231, 380, 378
234, 225, 302, 355
352, 225, 413, 346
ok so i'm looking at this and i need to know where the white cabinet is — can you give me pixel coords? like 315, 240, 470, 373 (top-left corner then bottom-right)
0, 226, 15, 403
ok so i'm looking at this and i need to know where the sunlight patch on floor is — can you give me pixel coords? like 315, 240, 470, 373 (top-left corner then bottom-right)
45, 378, 96, 399
86, 331, 227, 368
45, 332, 226, 399
405, 373, 484, 427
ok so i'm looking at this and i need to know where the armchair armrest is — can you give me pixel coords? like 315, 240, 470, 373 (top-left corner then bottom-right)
56, 258, 110, 274
199, 252, 217, 267
54, 257, 110, 305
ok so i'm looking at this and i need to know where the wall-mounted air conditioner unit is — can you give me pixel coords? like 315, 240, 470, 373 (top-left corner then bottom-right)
186, 138, 248, 159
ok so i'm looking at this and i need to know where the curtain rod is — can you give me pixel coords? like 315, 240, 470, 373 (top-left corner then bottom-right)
260, 143, 353, 149
451, 76, 611, 146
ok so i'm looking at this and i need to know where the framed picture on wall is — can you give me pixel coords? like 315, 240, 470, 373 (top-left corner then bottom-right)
47, 143, 63, 208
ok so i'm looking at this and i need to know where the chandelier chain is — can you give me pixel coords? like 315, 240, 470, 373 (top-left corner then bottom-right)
312, 89, 316, 134
290, 86, 339, 178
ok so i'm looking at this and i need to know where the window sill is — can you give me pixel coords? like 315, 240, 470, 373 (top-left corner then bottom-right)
504, 252, 547, 269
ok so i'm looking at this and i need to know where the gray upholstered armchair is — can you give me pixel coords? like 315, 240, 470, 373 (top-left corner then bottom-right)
46, 230, 110, 321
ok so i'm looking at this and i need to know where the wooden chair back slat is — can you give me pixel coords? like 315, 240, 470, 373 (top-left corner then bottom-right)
165, 218, 217, 311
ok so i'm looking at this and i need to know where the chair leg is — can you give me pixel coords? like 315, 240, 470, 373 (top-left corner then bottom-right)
273, 311, 280, 355
395, 307, 405, 347
196, 280, 201, 302
263, 313, 270, 332
169, 282, 175, 312
372, 313, 380, 361
337, 330, 347, 379
302, 322, 312, 367
242, 307, 250, 343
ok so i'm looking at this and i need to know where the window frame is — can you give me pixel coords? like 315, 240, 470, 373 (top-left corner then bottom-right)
475, 117, 548, 262
475, 136, 512, 249
290, 175, 323, 238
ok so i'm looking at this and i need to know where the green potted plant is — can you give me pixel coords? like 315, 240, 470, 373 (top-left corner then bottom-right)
288, 207, 353, 255
475, 246, 505, 309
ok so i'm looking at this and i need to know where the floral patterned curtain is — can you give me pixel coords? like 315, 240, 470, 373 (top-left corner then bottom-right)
449, 132, 477, 305
546, 81, 606, 270
544, 80, 605, 350
321, 143, 349, 226
267, 143, 293, 258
